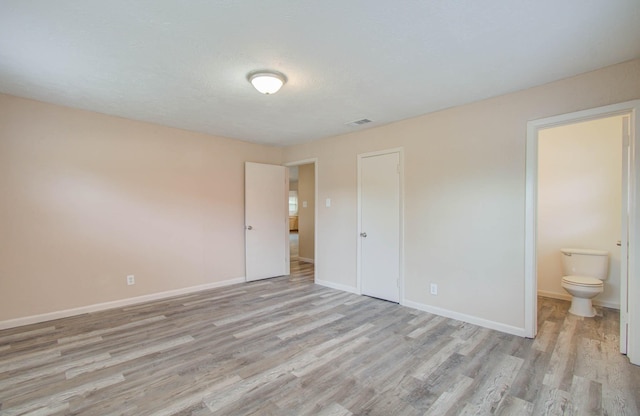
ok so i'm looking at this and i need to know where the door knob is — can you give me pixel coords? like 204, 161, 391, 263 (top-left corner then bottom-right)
246, 225, 253, 230
617, 240, 622, 246
360, 232, 367, 238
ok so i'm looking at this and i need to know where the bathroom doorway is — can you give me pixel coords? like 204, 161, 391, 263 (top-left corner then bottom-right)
524, 100, 640, 365
536, 116, 624, 309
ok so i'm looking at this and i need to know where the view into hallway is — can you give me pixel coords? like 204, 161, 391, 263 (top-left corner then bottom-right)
290, 231, 299, 260
289, 231, 314, 284
288, 162, 315, 267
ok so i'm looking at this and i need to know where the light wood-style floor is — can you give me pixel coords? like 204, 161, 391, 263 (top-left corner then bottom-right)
1, 252, 639, 414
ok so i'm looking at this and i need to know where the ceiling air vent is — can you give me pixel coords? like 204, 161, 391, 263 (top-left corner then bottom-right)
345, 118, 372, 127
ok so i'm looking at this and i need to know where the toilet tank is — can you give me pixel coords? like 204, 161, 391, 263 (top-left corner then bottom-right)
560, 248, 609, 280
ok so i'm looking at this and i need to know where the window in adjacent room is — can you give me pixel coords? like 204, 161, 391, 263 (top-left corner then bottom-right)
289, 191, 298, 215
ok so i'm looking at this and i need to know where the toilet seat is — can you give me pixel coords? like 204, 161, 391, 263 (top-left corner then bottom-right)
562, 275, 603, 287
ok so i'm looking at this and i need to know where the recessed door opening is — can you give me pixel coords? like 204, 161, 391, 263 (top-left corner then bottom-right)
286, 160, 317, 283
524, 99, 640, 365
536, 115, 626, 319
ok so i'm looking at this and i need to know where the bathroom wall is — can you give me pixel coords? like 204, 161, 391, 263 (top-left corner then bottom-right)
537, 115, 624, 308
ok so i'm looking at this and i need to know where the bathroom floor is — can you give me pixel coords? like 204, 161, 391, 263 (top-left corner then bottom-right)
535, 296, 640, 414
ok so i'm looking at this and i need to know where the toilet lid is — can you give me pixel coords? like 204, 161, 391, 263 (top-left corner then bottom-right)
562, 275, 603, 287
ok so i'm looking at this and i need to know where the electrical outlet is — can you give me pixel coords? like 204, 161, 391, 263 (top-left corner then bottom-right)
430, 283, 438, 295
127, 275, 135, 285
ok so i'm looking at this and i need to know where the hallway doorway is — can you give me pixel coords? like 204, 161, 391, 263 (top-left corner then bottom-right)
286, 159, 317, 282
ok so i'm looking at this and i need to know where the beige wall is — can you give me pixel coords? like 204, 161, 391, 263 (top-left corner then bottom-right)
2, 59, 639, 331
537, 116, 623, 307
283, 59, 640, 331
0, 94, 281, 322
297, 163, 315, 261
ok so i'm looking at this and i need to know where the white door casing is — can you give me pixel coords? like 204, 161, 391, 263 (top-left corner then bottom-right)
245, 162, 288, 281
621, 115, 630, 353
358, 150, 402, 303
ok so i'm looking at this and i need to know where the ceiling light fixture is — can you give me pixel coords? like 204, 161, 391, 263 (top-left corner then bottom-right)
248, 70, 287, 95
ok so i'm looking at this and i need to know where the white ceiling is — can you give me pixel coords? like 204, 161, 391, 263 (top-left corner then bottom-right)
1, 1, 639, 146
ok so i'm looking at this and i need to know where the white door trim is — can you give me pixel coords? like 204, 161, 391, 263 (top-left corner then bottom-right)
621, 115, 631, 354
357, 147, 405, 304
524, 100, 640, 365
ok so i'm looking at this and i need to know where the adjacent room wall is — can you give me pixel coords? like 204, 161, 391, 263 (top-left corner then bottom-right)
537, 116, 623, 308
0, 93, 282, 323
288, 168, 298, 231
297, 163, 315, 262
282, 59, 640, 333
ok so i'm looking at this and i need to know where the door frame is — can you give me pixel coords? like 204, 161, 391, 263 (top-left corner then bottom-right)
524, 100, 640, 365
284, 158, 318, 281
357, 148, 405, 303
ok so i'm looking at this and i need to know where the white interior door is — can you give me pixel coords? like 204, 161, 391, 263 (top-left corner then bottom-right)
245, 162, 288, 282
359, 151, 401, 302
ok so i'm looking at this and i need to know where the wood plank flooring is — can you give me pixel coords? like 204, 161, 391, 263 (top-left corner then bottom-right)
1, 258, 639, 415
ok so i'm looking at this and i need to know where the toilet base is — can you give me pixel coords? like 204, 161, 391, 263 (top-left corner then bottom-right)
568, 297, 596, 317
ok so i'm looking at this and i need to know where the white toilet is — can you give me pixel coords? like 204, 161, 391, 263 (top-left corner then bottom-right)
560, 248, 609, 317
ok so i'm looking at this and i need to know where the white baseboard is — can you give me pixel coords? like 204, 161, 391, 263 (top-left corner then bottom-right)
314, 280, 525, 337
537, 290, 572, 302
298, 257, 315, 264
402, 299, 527, 337
0, 277, 246, 330
315, 279, 359, 295
537, 290, 620, 310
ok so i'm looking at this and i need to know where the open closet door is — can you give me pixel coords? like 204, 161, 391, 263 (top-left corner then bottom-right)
245, 162, 289, 281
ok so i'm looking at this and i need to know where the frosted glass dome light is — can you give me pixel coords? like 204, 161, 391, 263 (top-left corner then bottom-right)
248, 71, 287, 94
